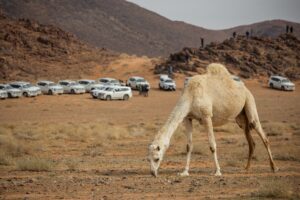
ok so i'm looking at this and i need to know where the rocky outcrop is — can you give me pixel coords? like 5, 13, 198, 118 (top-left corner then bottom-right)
155, 34, 300, 79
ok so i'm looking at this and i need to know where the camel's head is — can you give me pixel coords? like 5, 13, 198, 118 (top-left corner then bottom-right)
148, 143, 164, 177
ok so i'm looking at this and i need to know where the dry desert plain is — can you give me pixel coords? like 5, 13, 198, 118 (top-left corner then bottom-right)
0, 79, 300, 199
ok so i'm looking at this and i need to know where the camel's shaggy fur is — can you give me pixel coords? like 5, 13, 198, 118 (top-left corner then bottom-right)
148, 63, 278, 177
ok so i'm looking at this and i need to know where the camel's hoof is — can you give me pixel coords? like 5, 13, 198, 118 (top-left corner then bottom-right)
214, 171, 222, 176
272, 167, 279, 173
178, 171, 189, 177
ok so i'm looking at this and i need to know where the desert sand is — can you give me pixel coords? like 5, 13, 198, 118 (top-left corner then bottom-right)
0, 79, 299, 199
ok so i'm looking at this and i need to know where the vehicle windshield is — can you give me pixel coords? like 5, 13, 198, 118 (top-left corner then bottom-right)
23, 84, 33, 88
49, 83, 56, 86
110, 80, 119, 84
69, 82, 78, 86
165, 79, 173, 83
281, 79, 290, 83
136, 79, 145, 82
4, 85, 13, 89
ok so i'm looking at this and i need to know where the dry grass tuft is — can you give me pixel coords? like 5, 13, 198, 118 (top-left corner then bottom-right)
16, 157, 54, 171
192, 144, 209, 156
253, 179, 296, 199
0, 152, 12, 165
65, 159, 79, 171
0, 135, 31, 157
263, 122, 290, 137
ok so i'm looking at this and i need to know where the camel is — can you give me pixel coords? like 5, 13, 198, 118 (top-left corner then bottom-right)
148, 63, 278, 177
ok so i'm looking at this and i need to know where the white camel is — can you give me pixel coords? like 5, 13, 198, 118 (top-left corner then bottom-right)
148, 63, 278, 177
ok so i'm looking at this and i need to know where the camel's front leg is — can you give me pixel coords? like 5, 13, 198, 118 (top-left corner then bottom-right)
179, 118, 193, 177
203, 117, 222, 176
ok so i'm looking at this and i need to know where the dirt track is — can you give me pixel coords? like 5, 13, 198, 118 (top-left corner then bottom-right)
0, 81, 299, 199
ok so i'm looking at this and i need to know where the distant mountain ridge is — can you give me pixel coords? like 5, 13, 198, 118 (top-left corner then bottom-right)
0, 0, 299, 56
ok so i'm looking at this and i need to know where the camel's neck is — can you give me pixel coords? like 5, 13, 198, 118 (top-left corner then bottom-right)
154, 94, 190, 147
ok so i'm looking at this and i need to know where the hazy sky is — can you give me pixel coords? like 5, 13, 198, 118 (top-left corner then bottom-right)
127, 0, 300, 30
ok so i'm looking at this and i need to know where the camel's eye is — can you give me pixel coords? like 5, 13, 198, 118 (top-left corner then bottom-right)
154, 158, 159, 162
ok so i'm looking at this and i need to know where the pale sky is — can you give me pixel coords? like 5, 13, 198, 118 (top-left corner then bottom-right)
126, 0, 300, 30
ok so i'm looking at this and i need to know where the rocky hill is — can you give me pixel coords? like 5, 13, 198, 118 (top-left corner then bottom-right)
0, 12, 117, 82
1, 0, 299, 57
155, 34, 300, 79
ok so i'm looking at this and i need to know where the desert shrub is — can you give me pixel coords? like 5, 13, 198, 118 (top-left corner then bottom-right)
16, 157, 54, 171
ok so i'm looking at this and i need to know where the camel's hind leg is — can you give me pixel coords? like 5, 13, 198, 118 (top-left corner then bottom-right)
244, 90, 278, 172
252, 121, 278, 172
203, 117, 221, 176
179, 118, 193, 177
236, 112, 255, 170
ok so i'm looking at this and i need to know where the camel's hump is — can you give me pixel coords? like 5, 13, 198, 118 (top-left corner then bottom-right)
207, 63, 231, 76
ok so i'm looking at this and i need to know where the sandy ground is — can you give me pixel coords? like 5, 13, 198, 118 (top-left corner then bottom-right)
0, 80, 300, 199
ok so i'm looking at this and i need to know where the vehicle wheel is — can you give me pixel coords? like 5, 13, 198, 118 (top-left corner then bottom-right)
270, 83, 274, 88
71, 89, 75, 94
281, 86, 285, 91
106, 95, 112, 101
48, 90, 53, 95
23, 92, 28, 97
123, 94, 129, 101
8, 93, 12, 98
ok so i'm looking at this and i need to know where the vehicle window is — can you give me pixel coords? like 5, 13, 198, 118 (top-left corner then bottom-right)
79, 81, 88, 85
60, 82, 67, 86
49, 83, 56, 86
281, 79, 290, 83
0, 86, 4, 89
100, 79, 108, 83
38, 82, 47, 86
165, 80, 173, 83
10, 84, 20, 88
271, 77, 279, 82
129, 78, 135, 81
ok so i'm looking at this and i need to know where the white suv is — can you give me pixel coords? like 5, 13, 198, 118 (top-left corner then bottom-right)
127, 76, 150, 90
268, 76, 295, 91
97, 86, 132, 100
77, 79, 96, 92
98, 78, 121, 86
0, 84, 22, 98
0, 89, 8, 99
90, 85, 109, 99
37, 81, 64, 95
10, 82, 41, 97
159, 77, 176, 91
58, 80, 86, 94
